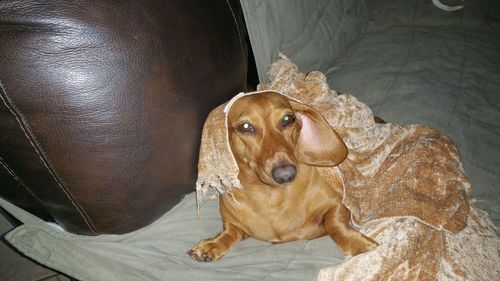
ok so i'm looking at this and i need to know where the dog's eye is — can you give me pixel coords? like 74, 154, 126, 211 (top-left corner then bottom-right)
237, 122, 255, 135
280, 114, 295, 128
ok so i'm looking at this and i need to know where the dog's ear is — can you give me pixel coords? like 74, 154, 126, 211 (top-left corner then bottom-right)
289, 100, 348, 166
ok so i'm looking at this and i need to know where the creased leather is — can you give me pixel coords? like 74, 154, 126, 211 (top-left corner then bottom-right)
0, 0, 248, 234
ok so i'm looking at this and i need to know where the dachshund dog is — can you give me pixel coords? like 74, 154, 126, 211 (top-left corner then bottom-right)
188, 92, 378, 262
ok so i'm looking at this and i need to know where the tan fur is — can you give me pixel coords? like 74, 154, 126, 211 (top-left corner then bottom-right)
188, 92, 377, 262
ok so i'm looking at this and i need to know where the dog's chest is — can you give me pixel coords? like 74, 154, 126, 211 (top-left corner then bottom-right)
264, 206, 325, 242
237, 187, 331, 243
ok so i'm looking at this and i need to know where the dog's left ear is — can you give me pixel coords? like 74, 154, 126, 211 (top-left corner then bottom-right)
289, 100, 348, 166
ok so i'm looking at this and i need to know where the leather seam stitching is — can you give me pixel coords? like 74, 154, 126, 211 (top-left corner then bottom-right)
225, 0, 248, 91
0, 156, 40, 201
0, 80, 97, 233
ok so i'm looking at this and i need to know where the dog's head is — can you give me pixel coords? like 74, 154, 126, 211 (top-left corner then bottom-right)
227, 92, 347, 187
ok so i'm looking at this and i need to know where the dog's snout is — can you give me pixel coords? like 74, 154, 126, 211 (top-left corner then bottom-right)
271, 165, 297, 184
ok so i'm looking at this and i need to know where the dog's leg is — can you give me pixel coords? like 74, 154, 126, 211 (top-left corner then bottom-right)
324, 203, 378, 256
187, 222, 245, 262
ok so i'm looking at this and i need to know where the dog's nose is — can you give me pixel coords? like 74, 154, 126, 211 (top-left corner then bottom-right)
271, 164, 297, 184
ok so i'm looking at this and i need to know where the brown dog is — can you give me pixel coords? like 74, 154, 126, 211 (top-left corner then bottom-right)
188, 92, 378, 262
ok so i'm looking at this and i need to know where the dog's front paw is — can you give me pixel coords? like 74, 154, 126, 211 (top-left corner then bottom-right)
187, 239, 228, 262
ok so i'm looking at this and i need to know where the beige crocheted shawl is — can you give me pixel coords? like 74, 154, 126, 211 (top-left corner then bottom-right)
196, 56, 500, 280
